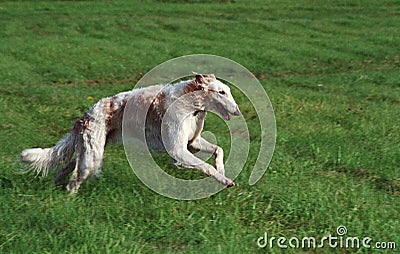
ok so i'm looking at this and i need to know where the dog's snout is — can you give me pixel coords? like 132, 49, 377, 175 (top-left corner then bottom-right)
233, 105, 241, 116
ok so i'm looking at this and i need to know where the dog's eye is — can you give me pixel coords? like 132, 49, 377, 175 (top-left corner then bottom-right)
218, 90, 226, 95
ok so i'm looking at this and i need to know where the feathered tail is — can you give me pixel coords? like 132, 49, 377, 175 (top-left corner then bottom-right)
20, 132, 77, 177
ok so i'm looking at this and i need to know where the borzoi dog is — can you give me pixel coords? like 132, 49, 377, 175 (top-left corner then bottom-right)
20, 73, 241, 193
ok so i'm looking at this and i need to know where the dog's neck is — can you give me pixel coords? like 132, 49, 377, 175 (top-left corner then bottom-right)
162, 78, 206, 107
174, 79, 199, 95
151, 78, 213, 120
193, 110, 205, 117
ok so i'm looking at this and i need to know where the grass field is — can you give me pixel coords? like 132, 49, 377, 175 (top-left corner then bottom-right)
1, 0, 399, 253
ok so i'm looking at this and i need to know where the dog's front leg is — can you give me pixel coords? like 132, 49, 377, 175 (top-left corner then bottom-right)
189, 137, 225, 175
171, 148, 234, 187
162, 112, 233, 187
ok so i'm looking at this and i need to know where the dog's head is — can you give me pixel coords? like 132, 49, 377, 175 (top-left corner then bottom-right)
192, 73, 241, 121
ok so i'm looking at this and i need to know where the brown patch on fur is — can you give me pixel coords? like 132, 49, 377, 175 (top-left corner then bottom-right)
153, 92, 166, 116
184, 73, 216, 94
104, 97, 116, 125
147, 91, 166, 124
195, 73, 215, 84
183, 79, 203, 94
104, 96, 130, 129
74, 113, 92, 134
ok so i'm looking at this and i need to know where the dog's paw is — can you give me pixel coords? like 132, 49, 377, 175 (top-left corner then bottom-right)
226, 179, 235, 188
213, 173, 234, 187
66, 179, 79, 194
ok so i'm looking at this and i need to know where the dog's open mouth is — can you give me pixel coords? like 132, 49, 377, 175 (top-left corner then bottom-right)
216, 106, 231, 121
220, 111, 230, 121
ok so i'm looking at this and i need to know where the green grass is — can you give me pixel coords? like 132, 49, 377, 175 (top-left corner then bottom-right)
1, 0, 399, 253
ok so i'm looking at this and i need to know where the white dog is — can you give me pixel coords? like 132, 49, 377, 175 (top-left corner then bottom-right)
20, 73, 241, 193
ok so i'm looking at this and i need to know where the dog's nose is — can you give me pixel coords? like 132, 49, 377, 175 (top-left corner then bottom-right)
233, 106, 241, 116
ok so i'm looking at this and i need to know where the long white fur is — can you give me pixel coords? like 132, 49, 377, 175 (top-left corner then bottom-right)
20, 132, 76, 177
20, 73, 241, 193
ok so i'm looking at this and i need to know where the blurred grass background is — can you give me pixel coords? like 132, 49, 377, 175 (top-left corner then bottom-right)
0, 0, 399, 253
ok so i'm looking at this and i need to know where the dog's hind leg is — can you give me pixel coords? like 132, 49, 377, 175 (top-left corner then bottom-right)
189, 137, 225, 175
66, 121, 107, 193
54, 160, 76, 185
66, 143, 105, 193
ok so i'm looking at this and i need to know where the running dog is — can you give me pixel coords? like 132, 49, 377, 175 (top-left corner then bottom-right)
20, 73, 241, 193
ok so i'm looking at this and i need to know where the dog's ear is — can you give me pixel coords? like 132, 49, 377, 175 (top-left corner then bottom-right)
192, 72, 216, 86
193, 72, 205, 85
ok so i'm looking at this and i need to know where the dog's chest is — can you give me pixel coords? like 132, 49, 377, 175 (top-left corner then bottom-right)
182, 111, 205, 142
